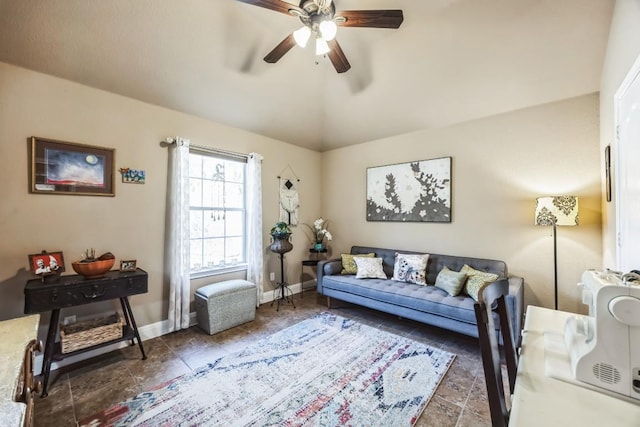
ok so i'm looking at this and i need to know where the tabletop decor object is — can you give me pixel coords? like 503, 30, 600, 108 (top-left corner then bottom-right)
303, 217, 332, 251
120, 259, 137, 272
28, 250, 65, 275
71, 250, 116, 278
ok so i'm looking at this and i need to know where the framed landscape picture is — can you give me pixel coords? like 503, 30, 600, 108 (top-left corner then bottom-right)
29, 136, 115, 196
366, 157, 452, 222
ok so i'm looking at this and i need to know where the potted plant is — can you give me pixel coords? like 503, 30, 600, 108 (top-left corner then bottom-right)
269, 222, 293, 254
303, 217, 333, 251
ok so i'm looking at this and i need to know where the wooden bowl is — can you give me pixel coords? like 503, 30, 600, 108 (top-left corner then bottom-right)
72, 258, 115, 278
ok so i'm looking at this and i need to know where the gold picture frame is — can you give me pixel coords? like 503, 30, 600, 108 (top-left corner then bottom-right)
120, 259, 137, 272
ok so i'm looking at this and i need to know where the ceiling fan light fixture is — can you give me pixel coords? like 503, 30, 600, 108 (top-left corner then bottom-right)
315, 37, 330, 55
319, 20, 337, 41
293, 26, 311, 47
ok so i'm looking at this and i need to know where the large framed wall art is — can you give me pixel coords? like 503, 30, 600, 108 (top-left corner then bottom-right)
29, 137, 115, 196
366, 157, 452, 223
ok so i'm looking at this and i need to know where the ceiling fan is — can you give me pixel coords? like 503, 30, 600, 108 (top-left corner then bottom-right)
236, 0, 404, 73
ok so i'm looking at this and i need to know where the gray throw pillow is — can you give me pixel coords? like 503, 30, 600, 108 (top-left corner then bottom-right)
434, 266, 467, 296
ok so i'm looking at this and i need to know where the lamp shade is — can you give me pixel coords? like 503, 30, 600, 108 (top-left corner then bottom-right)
319, 20, 337, 41
293, 26, 311, 48
315, 37, 330, 55
535, 196, 579, 226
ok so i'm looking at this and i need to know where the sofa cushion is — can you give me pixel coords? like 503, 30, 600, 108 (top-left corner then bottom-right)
354, 257, 387, 279
392, 253, 429, 285
461, 264, 499, 301
341, 252, 375, 274
435, 266, 467, 296
322, 274, 478, 324
347, 246, 507, 284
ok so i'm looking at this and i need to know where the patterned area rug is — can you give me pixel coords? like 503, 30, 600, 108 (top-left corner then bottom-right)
79, 312, 455, 427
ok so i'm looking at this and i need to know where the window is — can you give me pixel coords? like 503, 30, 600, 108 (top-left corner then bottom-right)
189, 150, 246, 276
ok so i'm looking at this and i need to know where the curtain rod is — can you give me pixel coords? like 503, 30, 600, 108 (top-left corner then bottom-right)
163, 137, 248, 161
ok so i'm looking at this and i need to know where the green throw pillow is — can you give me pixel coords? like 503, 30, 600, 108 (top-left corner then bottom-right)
434, 266, 467, 296
461, 264, 499, 301
341, 253, 375, 274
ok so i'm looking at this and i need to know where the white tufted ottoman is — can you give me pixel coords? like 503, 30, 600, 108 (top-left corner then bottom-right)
195, 279, 256, 335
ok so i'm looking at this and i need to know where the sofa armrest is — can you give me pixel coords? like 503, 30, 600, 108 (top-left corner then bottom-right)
506, 275, 525, 347
317, 258, 342, 294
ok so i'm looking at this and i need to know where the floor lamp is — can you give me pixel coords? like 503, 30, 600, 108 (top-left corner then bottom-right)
535, 196, 579, 310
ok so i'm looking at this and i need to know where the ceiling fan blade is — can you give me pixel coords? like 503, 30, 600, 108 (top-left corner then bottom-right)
264, 33, 296, 63
327, 39, 350, 73
335, 10, 404, 29
236, 0, 303, 16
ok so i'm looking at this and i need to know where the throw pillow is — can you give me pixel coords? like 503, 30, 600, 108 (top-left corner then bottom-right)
341, 253, 375, 275
434, 266, 467, 296
392, 253, 429, 285
461, 264, 499, 301
354, 257, 387, 279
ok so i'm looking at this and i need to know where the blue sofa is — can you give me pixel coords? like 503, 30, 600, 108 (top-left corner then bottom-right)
317, 246, 524, 344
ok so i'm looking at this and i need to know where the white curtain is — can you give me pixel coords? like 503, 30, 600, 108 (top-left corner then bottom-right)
246, 153, 264, 306
167, 137, 191, 331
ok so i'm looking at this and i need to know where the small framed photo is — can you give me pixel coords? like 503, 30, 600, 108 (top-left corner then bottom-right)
29, 136, 115, 196
28, 251, 65, 276
120, 259, 137, 272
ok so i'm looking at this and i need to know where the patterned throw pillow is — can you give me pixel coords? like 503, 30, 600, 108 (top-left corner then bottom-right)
392, 253, 429, 285
341, 253, 375, 274
461, 264, 499, 301
354, 257, 387, 279
434, 266, 468, 296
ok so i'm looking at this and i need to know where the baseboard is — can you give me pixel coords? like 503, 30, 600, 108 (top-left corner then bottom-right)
34, 281, 311, 373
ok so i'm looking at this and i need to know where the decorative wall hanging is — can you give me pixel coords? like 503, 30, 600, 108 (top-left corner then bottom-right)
119, 168, 146, 184
277, 165, 300, 226
366, 157, 452, 223
29, 137, 115, 196
605, 145, 611, 202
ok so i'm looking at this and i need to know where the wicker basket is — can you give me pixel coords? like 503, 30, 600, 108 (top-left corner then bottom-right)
60, 313, 124, 354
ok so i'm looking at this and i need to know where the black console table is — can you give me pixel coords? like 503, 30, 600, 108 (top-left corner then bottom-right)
24, 268, 148, 397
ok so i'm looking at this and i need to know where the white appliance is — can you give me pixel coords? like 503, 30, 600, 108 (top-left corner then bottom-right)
564, 269, 640, 400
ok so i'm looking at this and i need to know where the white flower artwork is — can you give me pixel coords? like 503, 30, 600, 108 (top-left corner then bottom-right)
366, 157, 451, 222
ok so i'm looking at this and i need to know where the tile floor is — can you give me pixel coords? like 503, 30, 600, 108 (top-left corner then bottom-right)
33, 292, 492, 426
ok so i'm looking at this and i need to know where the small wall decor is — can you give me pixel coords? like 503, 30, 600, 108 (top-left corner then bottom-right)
28, 250, 65, 276
367, 157, 452, 223
29, 137, 115, 196
119, 168, 146, 184
605, 145, 612, 202
120, 259, 137, 272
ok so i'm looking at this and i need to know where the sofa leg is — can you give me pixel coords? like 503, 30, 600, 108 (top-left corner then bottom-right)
327, 296, 332, 309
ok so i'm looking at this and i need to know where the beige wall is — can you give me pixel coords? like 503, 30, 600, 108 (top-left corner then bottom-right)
600, 0, 640, 268
0, 62, 322, 329
321, 94, 602, 313
0, 57, 606, 334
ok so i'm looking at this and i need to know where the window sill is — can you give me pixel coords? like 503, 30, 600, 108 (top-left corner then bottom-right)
190, 263, 248, 280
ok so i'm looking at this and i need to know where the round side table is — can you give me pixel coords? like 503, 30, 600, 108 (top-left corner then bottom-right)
300, 248, 327, 298
300, 259, 320, 298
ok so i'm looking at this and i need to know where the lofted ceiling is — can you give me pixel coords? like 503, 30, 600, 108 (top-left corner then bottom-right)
0, 0, 614, 152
